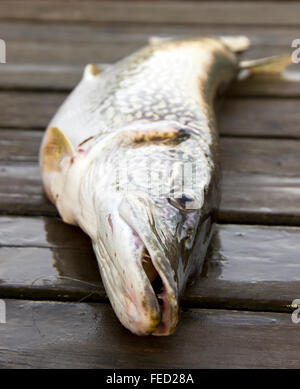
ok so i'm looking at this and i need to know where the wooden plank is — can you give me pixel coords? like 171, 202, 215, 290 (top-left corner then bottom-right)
0, 162, 54, 215
0, 215, 103, 301
1, 65, 299, 98
0, 299, 299, 368
0, 130, 42, 161
2, 32, 294, 65
3, 130, 300, 162
3, 130, 300, 171
1, 216, 300, 313
0, 92, 299, 138
0, 20, 296, 65
0, 92, 65, 129
0, 1, 298, 26
4, 39, 291, 65
0, 65, 84, 91
1, 20, 297, 48
186, 223, 300, 311
228, 74, 300, 99
1, 135, 300, 224
219, 98, 300, 138
2, 20, 297, 44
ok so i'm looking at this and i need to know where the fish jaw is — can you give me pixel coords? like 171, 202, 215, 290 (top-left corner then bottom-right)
118, 196, 181, 336
90, 208, 180, 336
92, 241, 162, 336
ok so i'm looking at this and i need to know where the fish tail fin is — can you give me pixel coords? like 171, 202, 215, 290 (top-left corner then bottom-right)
219, 36, 250, 52
239, 54, 292, 76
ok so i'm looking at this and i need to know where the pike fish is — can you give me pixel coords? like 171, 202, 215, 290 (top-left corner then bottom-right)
40, 37, 290, 335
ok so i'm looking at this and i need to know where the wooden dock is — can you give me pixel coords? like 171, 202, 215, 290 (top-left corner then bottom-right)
1, 1, 300, 368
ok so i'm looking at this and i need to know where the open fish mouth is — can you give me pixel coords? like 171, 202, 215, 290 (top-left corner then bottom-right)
136, 233, 179, 336
93, 218, 179, 336
121, 220, 179, 336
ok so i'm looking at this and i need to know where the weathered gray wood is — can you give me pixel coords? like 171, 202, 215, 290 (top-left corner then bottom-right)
0, 162, 54, 215
2, 35, 294, 65
1, 132, 300, 224
0, 92, 65, 129
0, 65, 84, 91
1, 217, 300, 313
0, 19, 295, 65
1, 92, 299, 138
218, 98, 300, 138
4, 40, 291, 65
1, 20, 299, 45
4, 131, 300, 163
3, 130, 300, 173
1, 64, 299, 98
0, 1, 299, 26
0, 299, 299, 368
0, 130, 42, 161
0, 0, 298, 369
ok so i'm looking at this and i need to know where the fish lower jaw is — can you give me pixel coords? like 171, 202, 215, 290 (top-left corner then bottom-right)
123, 295, 178, 337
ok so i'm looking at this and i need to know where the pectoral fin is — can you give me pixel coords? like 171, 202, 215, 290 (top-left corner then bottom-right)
41, 127, 74, 172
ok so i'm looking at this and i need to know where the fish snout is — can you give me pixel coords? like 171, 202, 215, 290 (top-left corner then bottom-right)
92, 210, 179, 336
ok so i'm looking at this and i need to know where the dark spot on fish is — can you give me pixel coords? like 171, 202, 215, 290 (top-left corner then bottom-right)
78, 136, 94, 147
141, 299, 147, 309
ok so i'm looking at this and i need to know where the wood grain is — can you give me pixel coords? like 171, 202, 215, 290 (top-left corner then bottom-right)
1, 217, 300, 313
0, 299, 299, 368
1, 131, 300, 224
2, 32, 295, 65
0, 0, 299, 368
0, 1, 299, 26
1, 64, 299, 98
0, 19, 296, 65
0, 92, 299, 139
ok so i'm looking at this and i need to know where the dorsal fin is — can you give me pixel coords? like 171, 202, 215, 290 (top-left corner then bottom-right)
83, 63, 101, 80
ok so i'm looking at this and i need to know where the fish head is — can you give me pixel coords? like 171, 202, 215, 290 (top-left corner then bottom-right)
78, 122, 212, 336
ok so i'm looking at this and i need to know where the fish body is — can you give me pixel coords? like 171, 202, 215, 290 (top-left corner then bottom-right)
40, 37, 287, 335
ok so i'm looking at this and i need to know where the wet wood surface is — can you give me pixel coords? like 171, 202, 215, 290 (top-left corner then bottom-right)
0, 216, 300, 314
1, 299, 300, 368
0, 0, 300, 368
